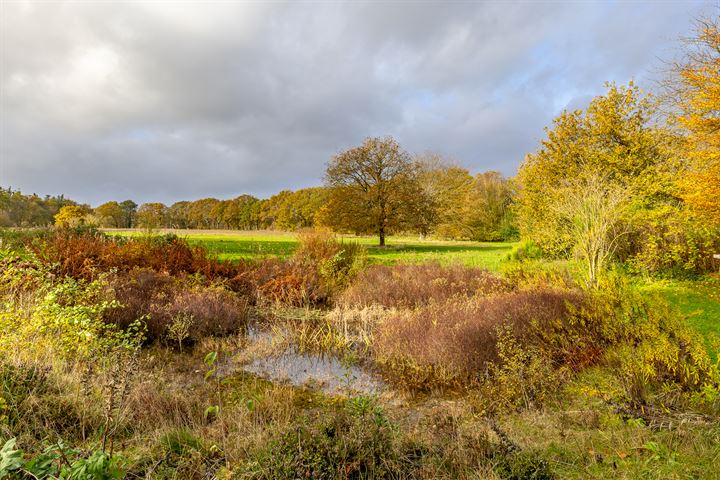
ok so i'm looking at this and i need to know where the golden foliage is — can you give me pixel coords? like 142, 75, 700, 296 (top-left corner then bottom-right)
670, 16, 720, 224
515, 82, 680, 257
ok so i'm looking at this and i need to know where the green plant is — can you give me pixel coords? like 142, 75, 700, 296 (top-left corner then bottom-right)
167, 313, 194, 352
0, 438, 126, 479
506, 240, 544, 262
203, 351, 220, 421
203, 350, 229, 469
241, 399, 402, 479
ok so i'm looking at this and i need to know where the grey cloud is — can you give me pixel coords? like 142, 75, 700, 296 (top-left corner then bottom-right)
0, 0, 710, 205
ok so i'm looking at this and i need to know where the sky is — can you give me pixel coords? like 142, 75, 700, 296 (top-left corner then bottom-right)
0, 0, 714, 206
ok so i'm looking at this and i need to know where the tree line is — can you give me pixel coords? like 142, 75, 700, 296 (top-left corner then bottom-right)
3, 160, 516, 243
0, 188, 78, 228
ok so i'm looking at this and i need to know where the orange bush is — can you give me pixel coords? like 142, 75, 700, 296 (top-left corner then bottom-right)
29, 229, 253, 289
250, 258, 323, 306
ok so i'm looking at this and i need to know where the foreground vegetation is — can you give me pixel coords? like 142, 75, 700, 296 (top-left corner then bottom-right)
1, 228, 718, 479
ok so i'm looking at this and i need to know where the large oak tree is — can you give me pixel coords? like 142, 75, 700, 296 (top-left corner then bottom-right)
322, 136, 423, 246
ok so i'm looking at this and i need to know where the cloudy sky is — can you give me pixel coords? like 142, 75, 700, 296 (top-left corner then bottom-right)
0, 0, 713, 205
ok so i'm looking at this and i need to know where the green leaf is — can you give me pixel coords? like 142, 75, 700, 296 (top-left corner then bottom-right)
23, 450, 61, 478
204, 405, 219, 420
204, 351, 218, 368
0, 438, 24, 477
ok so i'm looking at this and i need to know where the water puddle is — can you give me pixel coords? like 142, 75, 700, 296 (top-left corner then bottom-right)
242, 348, 385, 396
225, 321, 386, 396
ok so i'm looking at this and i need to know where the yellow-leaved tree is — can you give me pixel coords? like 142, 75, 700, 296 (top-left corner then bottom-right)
668, 16, 720, 224
54, 205, 92, 227
515, 82, 680, 257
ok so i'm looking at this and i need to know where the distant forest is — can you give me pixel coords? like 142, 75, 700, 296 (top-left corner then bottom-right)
0, 162, 517, 242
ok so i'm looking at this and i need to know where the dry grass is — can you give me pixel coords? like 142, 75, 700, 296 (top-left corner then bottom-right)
374, 288, 584, 389
340, 262, 511, 309
105, 268, 250, 344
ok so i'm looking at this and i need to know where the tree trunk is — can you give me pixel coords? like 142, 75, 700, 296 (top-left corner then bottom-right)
379, 226, 385, 247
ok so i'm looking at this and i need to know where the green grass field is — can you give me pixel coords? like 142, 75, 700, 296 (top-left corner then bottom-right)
107, 228, 516, 270
641, 277, 720, 360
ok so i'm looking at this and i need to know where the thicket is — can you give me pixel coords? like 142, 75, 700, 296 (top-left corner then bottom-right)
11, 228, 366, 346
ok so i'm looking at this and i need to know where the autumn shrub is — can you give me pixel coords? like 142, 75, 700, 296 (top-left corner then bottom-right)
584, 274, 720, 412
250, 229, 365, 307
105, 268, 249, 344
292, 228, 343, 266
28, 228, 253, 288
251, 258, 323, 307
630, 214, 720, 277
373, 288, 582, 390
373, 271, 718, 402
293, 228, 366, 299
340, 263, 511, 309
154, 287, 249, 342
104, 269, 176, 335
479, 327, 562, 413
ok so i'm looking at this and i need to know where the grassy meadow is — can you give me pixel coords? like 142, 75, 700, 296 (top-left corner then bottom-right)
106, 228, 516, 269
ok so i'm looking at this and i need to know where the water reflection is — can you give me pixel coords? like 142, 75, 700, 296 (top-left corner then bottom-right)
228, 321, 386, 396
